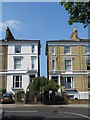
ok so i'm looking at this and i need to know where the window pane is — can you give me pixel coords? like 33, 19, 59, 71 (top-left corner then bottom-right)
13, 76, 22, 88
65, 77, 72, 89
15, 45, 21, 53
16, 76, 19, 87
65, 60, 71, 70
31, 57, 35, 69
52, 45, 55, 54
64, 46, 70, 54
14, 58, 21, 69
20, 76, 22, 87
52, 60, 55, 70
32, 45, 35, 53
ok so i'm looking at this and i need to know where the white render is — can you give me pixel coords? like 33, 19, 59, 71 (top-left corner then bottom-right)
7, 41, 40, 94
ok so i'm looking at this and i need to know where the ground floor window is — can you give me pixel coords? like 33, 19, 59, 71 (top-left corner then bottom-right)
51, 76, 58, 83
13, 76, 22, 88
65, 77, 73, 89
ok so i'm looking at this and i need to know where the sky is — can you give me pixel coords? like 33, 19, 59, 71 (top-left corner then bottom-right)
1, 2, 88, 77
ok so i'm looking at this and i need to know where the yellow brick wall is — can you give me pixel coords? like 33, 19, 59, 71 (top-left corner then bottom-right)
0, 46, 7, 89
47, 44, 88, 92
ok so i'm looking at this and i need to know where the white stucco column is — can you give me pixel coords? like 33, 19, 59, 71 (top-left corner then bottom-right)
35, 74, 37, 77
71, 77, 73, 89
58, 75, 61, 93
49, 75, 52, 80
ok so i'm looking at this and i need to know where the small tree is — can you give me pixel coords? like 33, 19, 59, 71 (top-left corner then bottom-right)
44, 80, 60, 104
28, 77, 40, 104
45, 80, 60, 93
28, 76, 49, 103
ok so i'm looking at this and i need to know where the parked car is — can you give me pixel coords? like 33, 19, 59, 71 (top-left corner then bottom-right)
1, 92, 14, 103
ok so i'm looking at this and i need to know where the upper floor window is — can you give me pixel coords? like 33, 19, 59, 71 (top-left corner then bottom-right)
52, 45, 55, 55
14, 58, 21, 69
32, 45, 35, 53
85, 45, 90, 54
15, 45, 21, 53
52, 59, 55, 70
65, 59, 72, 71
64, 46, 71, 54
31, 57, 35, 69
13, 76, 22, 88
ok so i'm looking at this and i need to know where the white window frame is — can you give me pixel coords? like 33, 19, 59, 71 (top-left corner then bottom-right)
13, 76, 22, 88
64, 45, 71, 54
64, 58, 72, 71
15, 45, 21, 53
52, 45, 55, 55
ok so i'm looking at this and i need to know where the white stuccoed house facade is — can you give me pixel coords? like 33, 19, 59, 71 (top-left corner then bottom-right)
7, 40, 40, 94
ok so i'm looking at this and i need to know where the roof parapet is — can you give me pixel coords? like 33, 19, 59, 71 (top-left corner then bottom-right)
5, 27, 14, 41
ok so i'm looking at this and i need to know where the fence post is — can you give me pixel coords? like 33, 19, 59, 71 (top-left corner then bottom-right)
15, 93, 17, 104
24, 93, 27, 104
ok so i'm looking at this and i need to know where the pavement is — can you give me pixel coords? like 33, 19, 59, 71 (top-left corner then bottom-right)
0, 103, 89, 108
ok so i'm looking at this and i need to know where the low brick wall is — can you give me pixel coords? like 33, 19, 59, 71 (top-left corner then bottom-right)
68, 99, 90, 104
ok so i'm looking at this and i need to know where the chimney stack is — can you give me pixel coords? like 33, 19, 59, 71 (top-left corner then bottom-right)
5, 27, 14, 41
70, 27, 80, 41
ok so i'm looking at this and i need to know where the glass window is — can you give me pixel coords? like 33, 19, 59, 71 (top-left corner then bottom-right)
52, 45, 55, 54
52, 60, 55, 70
85, 45, 90, 54
64, 46, 71, 54
88, 76, 90, 89
31, 57, 35, 69
32, 45, 35, 53
15, 45, 21, 53
65, 59, 72, 71
14, 58, 21, 69
13, 76, 22, 88
65, 77, 73, 89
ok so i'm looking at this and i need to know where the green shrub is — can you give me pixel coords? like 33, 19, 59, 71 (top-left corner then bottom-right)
17, 90, 24, 102
0, 88, 6, 95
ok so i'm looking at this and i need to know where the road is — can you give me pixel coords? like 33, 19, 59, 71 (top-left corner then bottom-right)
1, 106, 90, 120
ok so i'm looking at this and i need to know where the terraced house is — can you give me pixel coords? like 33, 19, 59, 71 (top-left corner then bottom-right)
46, 28, 90, 100
0, 27, 40, 95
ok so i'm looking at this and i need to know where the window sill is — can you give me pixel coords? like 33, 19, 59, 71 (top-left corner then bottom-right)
12, 87, 23, 90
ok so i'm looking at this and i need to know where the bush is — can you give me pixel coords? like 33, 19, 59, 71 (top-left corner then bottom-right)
0, 88, 6, 95
17, 90, 24, 102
